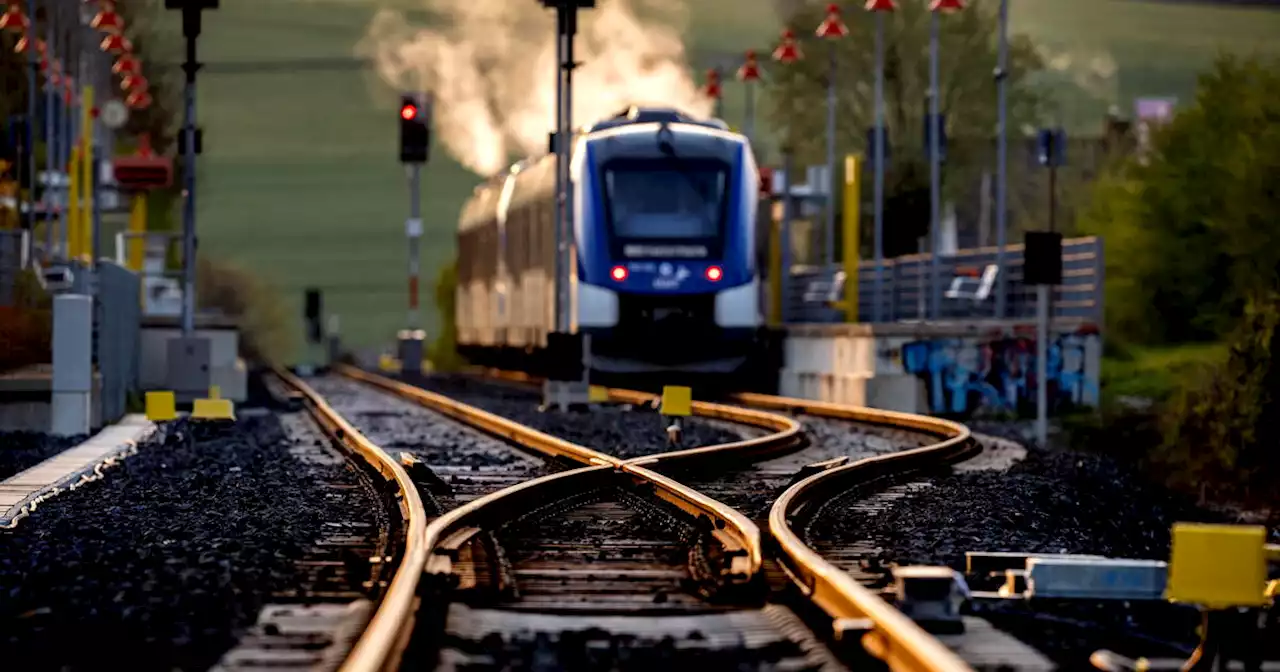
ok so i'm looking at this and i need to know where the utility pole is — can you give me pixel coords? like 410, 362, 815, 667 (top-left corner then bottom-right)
994, 0, 1010, 318
928, 0, 964, 320
867, 0, 896, 323
164, 0, 217, 336
164, 0, 217, 402
815, 3, 847, 271
540, 0, 593, 403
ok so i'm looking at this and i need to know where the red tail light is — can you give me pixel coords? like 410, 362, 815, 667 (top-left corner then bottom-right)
705, 266, 723, 282
611, 265, 628, 281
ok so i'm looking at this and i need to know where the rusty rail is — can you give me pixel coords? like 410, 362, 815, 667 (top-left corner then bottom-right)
273, 368, 427, 672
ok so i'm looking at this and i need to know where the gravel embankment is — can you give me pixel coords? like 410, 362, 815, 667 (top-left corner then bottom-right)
402, 374, 748, 459
0, 414, 382, 670
0, 432, 86, 481
808, 422, 1256, 666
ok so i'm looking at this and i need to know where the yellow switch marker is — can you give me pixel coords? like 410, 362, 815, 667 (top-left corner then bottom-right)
145, 391, 177, 421
660, 386, 692, 417
192, 386, 235, 421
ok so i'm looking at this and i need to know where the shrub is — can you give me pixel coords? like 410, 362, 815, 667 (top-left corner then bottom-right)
0, 269, 51, 374
1156, 292, 1280, 503
195, 257, 296, 366
427, 261, 465, 372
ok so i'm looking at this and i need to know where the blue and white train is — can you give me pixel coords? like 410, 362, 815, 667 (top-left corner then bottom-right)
455, 107, 771, 385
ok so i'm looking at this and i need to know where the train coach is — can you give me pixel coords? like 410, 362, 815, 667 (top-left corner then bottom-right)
455, 106, 774, 387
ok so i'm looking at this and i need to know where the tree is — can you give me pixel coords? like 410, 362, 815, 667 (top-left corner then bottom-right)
763, 0, 1044, 258
1078, 54, 1280, 345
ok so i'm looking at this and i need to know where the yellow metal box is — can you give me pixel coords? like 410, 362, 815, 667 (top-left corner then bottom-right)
660, 386, 692, 417
145, 391, 177, 422
1166, 522, 1267, 608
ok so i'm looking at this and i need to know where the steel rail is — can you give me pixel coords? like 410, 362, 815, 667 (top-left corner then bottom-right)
332, 363, 782, 584
273, 368, 428, 672
750, 392, 979, 672
464, 366, 983, 672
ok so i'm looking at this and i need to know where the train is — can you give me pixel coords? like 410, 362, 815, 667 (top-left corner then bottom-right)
454, 106, 776, 389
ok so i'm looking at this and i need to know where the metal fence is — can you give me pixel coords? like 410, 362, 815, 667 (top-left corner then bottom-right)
784, 236, 1104, 325
0, 229, 28, 306
96, 261, 142, 424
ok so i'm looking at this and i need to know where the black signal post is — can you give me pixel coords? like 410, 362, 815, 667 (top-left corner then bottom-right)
539, 0, 593, 388
164, 0, 218, 337
397, 91, 431, 375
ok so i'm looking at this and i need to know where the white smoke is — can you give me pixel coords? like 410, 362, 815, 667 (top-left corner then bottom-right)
356, 0, 714, 176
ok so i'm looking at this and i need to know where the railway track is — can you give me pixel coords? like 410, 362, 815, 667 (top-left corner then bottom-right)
306, 363, 976, 671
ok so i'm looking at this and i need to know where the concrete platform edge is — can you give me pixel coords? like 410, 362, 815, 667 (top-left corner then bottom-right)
1, 415, 161, 529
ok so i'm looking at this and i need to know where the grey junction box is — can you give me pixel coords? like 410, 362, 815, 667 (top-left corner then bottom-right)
166, 337, 212, 402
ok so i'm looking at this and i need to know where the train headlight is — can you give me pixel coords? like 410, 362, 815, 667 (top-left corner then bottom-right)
611, 265, 629, 281
705, 265, 723, 282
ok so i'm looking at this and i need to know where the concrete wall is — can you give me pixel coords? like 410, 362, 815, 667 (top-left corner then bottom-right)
780, 320, 1102, 417
0, 366, 103, 433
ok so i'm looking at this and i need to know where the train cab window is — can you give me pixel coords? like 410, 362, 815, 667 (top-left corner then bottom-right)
602, 158, 729, 258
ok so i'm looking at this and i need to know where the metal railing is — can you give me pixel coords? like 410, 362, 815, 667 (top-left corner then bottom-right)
785, 236, 1104, 325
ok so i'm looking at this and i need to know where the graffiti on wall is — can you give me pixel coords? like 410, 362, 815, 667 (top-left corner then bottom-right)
901, 328, 1101, 417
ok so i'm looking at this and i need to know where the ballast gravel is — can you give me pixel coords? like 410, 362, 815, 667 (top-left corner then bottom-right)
0, 414, 381, 671
808, 422, 1253, 666
403, 374, 747, 458
0, 431, 86, 481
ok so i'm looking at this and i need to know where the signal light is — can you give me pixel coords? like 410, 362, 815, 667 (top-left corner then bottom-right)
399, 93, 430, 164
611, 265, 628, 282
705, 266, 723, 282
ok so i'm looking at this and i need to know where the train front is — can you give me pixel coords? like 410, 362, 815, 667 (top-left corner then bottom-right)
571, 115, 762, 377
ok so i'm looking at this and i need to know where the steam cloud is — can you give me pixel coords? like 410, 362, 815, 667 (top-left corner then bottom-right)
357, 0, 714, 176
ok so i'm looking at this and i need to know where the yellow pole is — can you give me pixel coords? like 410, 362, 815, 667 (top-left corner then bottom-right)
769, 215, 782, 326
842, 154, 862, 322
80, 86, 94, 263
127, 193, 147, 271
67, 148, 81, 259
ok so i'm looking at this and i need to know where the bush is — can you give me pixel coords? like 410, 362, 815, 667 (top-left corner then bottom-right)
1155, 293, 1280, 503
0, 269, 51, 374
1078, 54, 1280, 346
195, 257, 295, 366
427, 261, 465, 372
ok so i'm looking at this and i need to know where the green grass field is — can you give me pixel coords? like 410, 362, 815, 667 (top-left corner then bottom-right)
148, 0, 1280, 360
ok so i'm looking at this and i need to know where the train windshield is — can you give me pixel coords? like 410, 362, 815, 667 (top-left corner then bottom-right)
602, 159, 728, 249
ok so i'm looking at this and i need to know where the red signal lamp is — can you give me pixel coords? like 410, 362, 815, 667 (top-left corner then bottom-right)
126, 89, 152, 110
113, 54, 141, 76
737, 50, 760, 83
704, 68, 721, 100
400, 103, 418, 121
121, 74, 148, 93
705, 266, 723, 282
0, 5, 30, 32
816, 3, 849, 39
610, 265, 628, 282
772, 29, 802, 64
14, 36, 45, 55
100, 34, 132, 54
865, 0, 897, 10
929, 0, 965, 12
91, 3, 125, 34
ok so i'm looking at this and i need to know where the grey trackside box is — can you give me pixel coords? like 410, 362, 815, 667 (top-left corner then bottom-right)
167, 336, 212, 402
